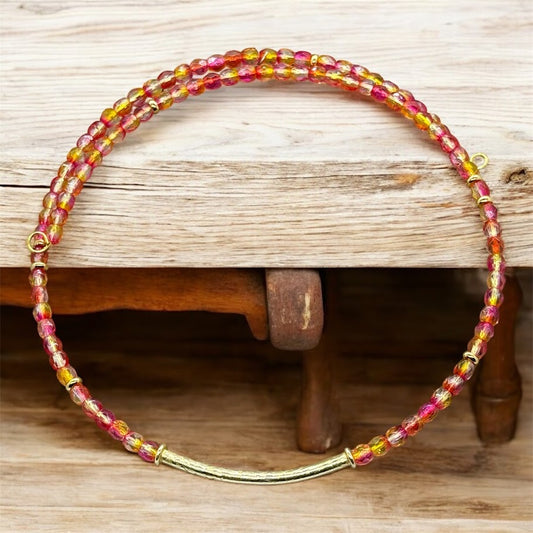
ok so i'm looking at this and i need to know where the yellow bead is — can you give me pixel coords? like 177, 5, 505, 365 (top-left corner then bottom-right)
368, 435, 390, 457
57, 365, 78, 386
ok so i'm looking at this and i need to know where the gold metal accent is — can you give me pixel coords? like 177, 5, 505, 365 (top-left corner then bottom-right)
160, 449, 351, 484
463, 351, 480, 365
477, 195, 492, 205
146, 98, 159, 114
154, 443, 167, 466
65, 377, 83, 391
471, 153, 489, 170
27, 231, 51, 253
466, 174, 482, 184
30, 261, 48, 271
344, 448, 356, 468
310, 54, 319, 66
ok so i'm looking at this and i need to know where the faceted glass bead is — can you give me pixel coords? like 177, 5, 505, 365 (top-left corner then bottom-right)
56, 365, 77, 386
69, 384, 91, 406
442, 374, 465, 396
274, 64, 291, 81
100, 108, 120, 127
417, 402, 438, 424
238, 66, 256, 82
351, 64, 369, 79
96, 409, 116, 430
371, 85, 389, 102
479, 305, 500, 326
335, 60, 353, 74
84, 149, 103, 168
259, 48, 277, 64
223, 50, 242, 68
94, 137, 113, 156
351, 444, 374, 465
204, 73, 222, 90
49, 175, 67, 193
401, 414, 421, 436
483, 220, 501, 239
470, 180, 491, 201
82, 398, 103, 419
386, 91, 409, 111
189, 59, 208, 76
401, 100, 426, 119
49, 350, 69, 370
488, 254, 506, 273
57, 192, 76, 211
120, 114, 140, 133
138, 440, 159, 463
87, 121, 106, 139
449, 146, 469, 167
241, 47, 259, 65
474, 321, 495, 341
65, 178, 84, 197
368, 435, 391, 457
127, 87, 146, 105
467, 336, 488, 358
186, 79, 205, 96
76, 134, 93, 150
428, 122, 450, 141
157, 70, 177, 89
67, 147, 85, 163
358, 78, 375, 96
487, 270, 506, 290
143, 79, 163, 97
43, 192, 58, 209
108, 420, 130, 441
169, 84, 189, 102
308, 66, 326, 83
29, 269, 48, 288
325, 69, 343, 87
135, 103, 153, 122
484, 288, 504, 307
459, 160, 479, 179
291, 67, 309, 82
480, 202, 498, 222
385, 425, 408, 447
414, 112, 432, 130
107, 125, 125, 144
47, 224, 63, 245
277, 48, 295, 65
317, 55, 336, 70
255, 64, 274, 81
155, 92, 173, 110
173, 64, 191, 83
33, 302, 52, 321
440, 134, 459, 153
31, 286, 48, 304
454, 358, 476, 381
207, 54, 225, 71
431, 387, 452, 410
294, 51, 312, 66
113, 97, 132, 116
123, 431, 144, 453
487, 236, 504, 255
37, 318, 55, 338
75, 163, 93, 182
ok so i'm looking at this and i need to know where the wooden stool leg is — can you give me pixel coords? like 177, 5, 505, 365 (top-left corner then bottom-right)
297, 331, 342, 453
473, 270, 523, 443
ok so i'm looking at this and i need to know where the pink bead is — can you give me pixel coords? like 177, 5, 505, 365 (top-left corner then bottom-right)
454, 358, 476, 380
82, 399, 103, 420
50, 207, 68, 225
479, 305, 500, 326
207, 54, 225, 71
351, 64, 369, 79
294, 50, 312, 66
37, 318, 55, 338
31, 286, 48, 304
135, 103, 154, 122
138, 440, 159, 463
317, 54, 336, 70
238, 65, 256, 83
474, 321, 495, 341
487, 270, 506, 291
29, 268, 47, 288
190, 58, 208, 76
470, 180, 491, 201
401, 414, 421, 436
418, 402, 438, 424
76, 134, 93, 150
203, 73, 222, 90
43, 333, 63, 353
186, 79, 205, 96
449, 146, 469, 167
169, 84, 189, 102
87, 121, 106, 139
440, 134, 459, 153
428, 122, 450, 141
57, 192, 76, 211
442, 374, 465, 396
49, 350, 69, 370
351, 444, 374, 465
69, 384, 91, 405
488, 255, 506, 273
430, 387, 452, 410
123, 431, 144, 453
33, 302, 52, 321
371, 85, 389, 102
335, 60, 353, 74
108, 419, 129, 441
157, 70, 176, 89
480, 202, 498, 222
483, 220, 501, 239
95, 409, 116, 430
403, 100, 427, 118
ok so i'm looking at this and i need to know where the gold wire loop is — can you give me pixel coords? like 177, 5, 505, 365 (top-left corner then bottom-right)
27, 231, 51, 253
471, 153, 489, 170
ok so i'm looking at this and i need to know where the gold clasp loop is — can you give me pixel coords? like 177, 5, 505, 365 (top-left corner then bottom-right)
471, 153, 489, 170
26, 231, 51, 253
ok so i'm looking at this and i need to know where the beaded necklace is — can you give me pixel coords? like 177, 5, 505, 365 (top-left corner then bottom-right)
27, 48, 505, 484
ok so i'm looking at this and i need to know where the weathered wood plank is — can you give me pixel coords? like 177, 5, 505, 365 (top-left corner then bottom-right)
1, 0, 531, 268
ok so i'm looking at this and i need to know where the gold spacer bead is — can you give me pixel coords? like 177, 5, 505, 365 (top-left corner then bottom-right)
65, 377, 83, 391
477, 195, 492, 205
30, 261, 48, 271
466, 174, 482, 185
146, 98, 159, 114
463, 351, 480, 365
27, 231, 51, 253
344, 448, 356, 468
310, 54, 319, 66
154, 443, 167, 466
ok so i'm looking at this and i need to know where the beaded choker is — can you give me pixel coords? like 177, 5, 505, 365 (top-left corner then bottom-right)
27, 48, 506, 484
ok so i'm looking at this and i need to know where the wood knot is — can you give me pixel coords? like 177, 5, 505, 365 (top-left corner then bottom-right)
504, 168, 531, 185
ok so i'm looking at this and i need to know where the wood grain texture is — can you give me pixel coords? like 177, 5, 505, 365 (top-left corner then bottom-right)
1, 0, 532, 267
0, 269, 531, 532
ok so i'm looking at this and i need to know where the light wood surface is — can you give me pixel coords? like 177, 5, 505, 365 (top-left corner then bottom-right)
1, 0, 532, 268
1, 269, 532, 532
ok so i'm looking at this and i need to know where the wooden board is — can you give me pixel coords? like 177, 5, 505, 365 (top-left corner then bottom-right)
1, 0, 532, 268
0, 269, 532, 532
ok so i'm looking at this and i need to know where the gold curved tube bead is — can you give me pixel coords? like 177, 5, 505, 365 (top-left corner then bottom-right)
65, 377, 83, 391
160, 448, 354, 484
146, 98, 159, 114
463, 351, 480, 365
477, 195, 492, 205
30, 261, 48, 271
466, 174, 482, 184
